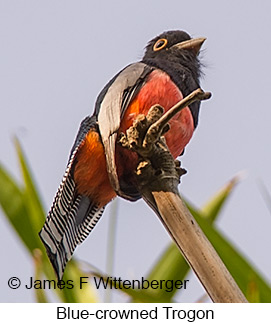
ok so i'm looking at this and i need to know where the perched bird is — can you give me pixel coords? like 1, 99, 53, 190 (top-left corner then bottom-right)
39, 30, 205, 280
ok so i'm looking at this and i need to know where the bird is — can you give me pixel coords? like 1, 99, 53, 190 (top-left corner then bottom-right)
39, 30, 205, 280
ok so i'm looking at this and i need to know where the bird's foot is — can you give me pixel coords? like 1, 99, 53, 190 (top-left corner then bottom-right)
118, 104, 185, 193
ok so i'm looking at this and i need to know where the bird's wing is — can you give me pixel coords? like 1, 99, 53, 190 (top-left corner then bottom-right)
39, 63, 152, 279
96, 62, 153, 196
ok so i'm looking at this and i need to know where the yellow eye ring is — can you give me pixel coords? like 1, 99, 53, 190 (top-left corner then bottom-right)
153, 38, 168, 51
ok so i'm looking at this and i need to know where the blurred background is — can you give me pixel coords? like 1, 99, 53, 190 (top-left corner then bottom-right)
1, 0, 271, 302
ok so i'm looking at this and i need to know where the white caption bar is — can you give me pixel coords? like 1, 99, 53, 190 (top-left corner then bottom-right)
1, 303, 269, 322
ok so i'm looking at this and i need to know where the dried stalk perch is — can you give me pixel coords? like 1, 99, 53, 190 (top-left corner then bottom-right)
119, 88, 248, 303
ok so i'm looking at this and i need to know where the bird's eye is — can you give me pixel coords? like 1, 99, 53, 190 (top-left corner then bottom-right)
153, 38, 168, 51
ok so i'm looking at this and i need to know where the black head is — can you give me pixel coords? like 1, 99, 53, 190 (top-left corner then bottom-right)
142, 30, 206, 127
142, 30, 204, 80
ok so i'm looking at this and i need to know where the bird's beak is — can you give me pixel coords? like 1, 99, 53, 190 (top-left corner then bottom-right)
172, 37, 206, 55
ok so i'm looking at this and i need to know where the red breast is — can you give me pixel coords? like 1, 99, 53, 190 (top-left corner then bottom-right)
74, 69, 194, 206
116, 69, 194, 176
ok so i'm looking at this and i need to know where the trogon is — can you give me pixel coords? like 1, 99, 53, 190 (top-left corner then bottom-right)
39, 30, 205, 280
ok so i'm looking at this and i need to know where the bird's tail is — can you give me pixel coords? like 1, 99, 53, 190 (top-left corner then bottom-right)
39, 152, 105, 281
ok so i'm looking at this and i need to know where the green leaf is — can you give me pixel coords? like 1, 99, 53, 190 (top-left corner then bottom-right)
0, 164, 40, 252
0, 139, 98, 303
143, 176, 240, 302
14, 137, 46, 233
145, 243, 189, 302
193, 212, 271, 302
201, 175, 241, 222
60, 260, 98, 303
33, 249, 49, 303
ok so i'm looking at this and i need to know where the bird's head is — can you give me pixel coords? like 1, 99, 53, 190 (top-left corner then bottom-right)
142, 30, 205, 82
142, 30, 206, 128
143, 30, 205, 59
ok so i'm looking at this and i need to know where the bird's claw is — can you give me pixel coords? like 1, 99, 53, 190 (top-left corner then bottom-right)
118, 103, 187, 190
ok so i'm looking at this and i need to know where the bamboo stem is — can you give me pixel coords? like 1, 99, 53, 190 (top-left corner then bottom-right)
119, 88, 248, 303
144, 190, 247, 302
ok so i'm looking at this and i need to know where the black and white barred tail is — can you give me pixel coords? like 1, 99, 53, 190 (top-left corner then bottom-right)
39, 118, 105, 280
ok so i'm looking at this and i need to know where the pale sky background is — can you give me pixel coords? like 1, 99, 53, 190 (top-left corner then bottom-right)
1, 0, 271, 302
